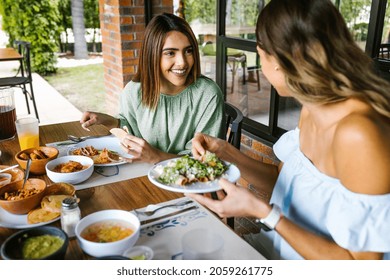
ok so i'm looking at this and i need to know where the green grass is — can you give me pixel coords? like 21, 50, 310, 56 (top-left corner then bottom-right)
43, 64, 108, 113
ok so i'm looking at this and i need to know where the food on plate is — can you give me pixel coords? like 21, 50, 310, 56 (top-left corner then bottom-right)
18, 148, 50, 161
22, 235, 64, 259
41, 195, 74, 213
1, 187, 42, 201
70, 145, 121, 164
27, 208, 61, 224
81, 220, 134, 243
154, 152, 229, 186
53, 160, 89, 173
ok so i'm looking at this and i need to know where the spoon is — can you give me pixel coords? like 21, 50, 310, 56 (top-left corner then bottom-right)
0, 164, 19, 173
67, 135, 106, 143
22, 159, 32, 189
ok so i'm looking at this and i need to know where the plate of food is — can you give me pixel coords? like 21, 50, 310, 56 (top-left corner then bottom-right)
67, 136, 132, 167
0, 207, 60, 229
148, 152, 240, 193
0, 185, 76, 229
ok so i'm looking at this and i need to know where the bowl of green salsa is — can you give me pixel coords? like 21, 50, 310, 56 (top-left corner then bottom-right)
1, 226, 69, 260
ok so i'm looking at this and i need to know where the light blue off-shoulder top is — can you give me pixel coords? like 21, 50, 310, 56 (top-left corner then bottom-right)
260, 128, 390, 260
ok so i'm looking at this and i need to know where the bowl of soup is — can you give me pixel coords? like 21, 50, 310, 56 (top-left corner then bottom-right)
75, 209, 140, 258
1, 226, 69, 260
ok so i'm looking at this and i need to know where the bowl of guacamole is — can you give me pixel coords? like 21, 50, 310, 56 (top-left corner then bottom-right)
1, 226, 69, 260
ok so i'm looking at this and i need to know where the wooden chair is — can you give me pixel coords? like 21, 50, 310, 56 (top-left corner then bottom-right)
0, 41, 39, 120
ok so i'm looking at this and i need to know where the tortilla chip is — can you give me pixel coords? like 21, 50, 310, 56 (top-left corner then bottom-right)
41, 195, 73, 213
27, 208, 60, 224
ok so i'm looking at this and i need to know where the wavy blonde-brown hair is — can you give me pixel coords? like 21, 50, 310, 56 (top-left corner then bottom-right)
256, 0, 390, 118
133, 13, 201, 110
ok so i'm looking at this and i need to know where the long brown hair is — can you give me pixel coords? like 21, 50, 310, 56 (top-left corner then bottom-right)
133, 13, 201, 109
256, 0, 390, 118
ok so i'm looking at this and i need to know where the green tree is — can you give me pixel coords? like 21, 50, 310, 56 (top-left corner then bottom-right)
338, 0, 371, 41
57, 0, 72, 53
0, 0, 61, 74
84, 0, 100, 53
185, 0, 216, 24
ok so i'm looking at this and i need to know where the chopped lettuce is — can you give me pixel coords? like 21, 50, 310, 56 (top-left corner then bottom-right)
157, 152, 229, 185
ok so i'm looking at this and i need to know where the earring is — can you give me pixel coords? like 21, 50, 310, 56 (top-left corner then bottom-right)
274, 66, 279, 71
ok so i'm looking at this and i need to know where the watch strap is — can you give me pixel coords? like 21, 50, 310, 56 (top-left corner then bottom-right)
255, 204, 282, 231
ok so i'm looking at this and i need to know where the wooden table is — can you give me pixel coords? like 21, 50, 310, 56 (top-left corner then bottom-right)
0, 48, 22, 62
1, 121, 265, 260
0, 121, 182, 259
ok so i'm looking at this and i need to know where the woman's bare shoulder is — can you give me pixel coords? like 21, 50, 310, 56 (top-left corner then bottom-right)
332, 112, 390, 194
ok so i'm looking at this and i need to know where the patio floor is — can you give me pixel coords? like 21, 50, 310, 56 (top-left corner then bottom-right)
1, 59, 87, 126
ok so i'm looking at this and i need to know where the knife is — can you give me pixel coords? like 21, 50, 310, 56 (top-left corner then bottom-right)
140, 205, 199, 226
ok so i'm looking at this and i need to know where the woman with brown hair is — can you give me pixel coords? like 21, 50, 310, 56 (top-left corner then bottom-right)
81, 13, 224, 164
187, 0, 390, 259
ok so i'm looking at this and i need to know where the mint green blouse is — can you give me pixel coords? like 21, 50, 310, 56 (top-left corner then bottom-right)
118, 76, 225, 155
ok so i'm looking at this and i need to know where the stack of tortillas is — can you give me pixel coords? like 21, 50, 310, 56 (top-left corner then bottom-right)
27, 183, 77, 224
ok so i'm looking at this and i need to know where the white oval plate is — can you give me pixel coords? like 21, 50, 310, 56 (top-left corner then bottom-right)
0, 207, 60, 229
148, 157, 240, 193
67, 136, 132, 167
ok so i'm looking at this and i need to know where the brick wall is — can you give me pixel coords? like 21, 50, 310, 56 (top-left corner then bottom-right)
234, 132, 280, 237
98, 0, 174, 115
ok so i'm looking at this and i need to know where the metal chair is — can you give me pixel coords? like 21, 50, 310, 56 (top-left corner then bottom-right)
0, 41, 39, 120
225, 102, 244, 150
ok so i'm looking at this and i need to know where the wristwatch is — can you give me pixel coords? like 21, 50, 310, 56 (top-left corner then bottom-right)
255, 204, 282, 231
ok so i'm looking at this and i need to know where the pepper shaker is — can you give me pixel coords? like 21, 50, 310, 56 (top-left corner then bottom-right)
61, 197, 81, 238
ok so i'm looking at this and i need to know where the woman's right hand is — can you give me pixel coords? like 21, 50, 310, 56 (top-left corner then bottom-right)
191, 132, 227, 160
80, 111, 119, 130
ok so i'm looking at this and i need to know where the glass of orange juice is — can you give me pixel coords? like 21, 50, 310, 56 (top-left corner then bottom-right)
15, 117, 39, 150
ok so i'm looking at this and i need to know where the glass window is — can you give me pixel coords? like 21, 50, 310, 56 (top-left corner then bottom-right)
277, 97, 301, 131
225, 0, 261, 39
333, 0, 371, 50
182, 0, 217, 80
378, 1, 390, 60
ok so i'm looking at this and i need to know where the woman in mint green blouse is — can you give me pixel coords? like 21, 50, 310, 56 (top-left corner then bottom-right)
80, 13, 224, 164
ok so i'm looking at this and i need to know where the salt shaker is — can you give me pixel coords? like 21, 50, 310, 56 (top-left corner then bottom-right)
61, 197, 81, 238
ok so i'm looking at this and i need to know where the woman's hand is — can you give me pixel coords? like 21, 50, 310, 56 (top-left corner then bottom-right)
192, 132, 227, 160
186, 178, 271, 219
80, 111, 119, 130
120, 134, 173, 164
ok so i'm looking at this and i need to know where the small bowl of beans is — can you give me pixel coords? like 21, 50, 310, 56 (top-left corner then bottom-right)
0, 178, 47, 215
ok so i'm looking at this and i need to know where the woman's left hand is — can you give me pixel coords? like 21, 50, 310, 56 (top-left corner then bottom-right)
186, 178, 270, 219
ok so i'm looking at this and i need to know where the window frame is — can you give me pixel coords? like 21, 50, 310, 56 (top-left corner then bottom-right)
144, 0, 385, 144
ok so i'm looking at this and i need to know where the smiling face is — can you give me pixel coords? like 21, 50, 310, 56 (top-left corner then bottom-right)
159, 31, 195, 95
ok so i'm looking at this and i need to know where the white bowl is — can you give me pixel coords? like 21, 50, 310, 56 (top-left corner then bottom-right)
45, 155, 94, 184
75, 209, 140, 258
122, 245, 154, 260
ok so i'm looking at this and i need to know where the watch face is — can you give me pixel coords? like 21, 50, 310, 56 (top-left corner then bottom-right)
255, 219, 272, 232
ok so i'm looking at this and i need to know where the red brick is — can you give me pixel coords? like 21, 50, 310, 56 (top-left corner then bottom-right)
252, 140, 275, 158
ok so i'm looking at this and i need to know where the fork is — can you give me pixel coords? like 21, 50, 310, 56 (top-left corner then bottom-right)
67, 135, 106, 143
134, 200, 193, 216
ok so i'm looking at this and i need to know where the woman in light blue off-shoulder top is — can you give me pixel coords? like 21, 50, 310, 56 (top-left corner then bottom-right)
187, 0, 390, 260
80, 13, 224, 164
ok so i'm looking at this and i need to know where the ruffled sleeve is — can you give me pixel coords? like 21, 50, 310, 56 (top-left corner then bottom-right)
273, 128, 300, 162
325, 189, 390, 252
